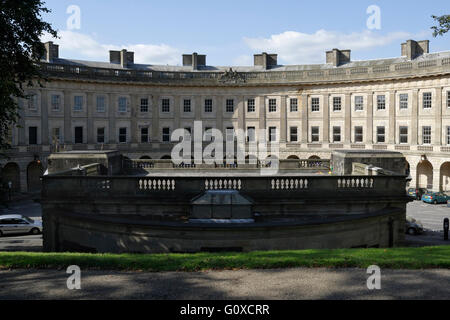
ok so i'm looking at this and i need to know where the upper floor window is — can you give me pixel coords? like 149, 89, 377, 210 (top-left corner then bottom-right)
333, 97, 341, 112
97, 127, 105, 144
51, 95, 60, 111
29, 127, 37, 145
226, 99, 234, 113
28, 94, 38, 110
377, 95, 386, 110
96, 96, 106, 113
354, 126, 363, 143
422, 126, 431, 144
118, 97, 127, 112
204, 127, 213, 142
268, 127, 277, 142
226, 127, 235, 142
183, 99, 191, 113
204, 99, 213, 113
74, 96, 83, 112
140, 98, 149, 113
52, 127, 61, 144
290, 98, 298, 112
141, 127, 149, 143
311, 98, 320, 112
399, 126, 408, 144
162, 127, 170, 142
290, 127, 298, 142
354, 96, 364, 111
311, 127, 320, 142
161, 99, 170, 113
447, 92, 450, 108
447, 126, 450, 145
119, 127, 127, 143
247, 127, 256, 142
333, 126, 341, 142
247, 99, 255, 113
399, 94, 409, 110
377, 126, 385, 143
423, 92, 432, 109
268, 99, 277, 113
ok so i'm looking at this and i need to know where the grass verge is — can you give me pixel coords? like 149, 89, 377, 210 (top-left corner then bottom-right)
0, 246, 449, 272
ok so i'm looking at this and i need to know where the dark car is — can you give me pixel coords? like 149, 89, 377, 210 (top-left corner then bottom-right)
407, 188, 427, 200
405, 217, 424, 235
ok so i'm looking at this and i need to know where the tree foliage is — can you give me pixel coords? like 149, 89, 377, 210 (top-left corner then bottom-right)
0, 0, 57, 152
431, 14, 450, 37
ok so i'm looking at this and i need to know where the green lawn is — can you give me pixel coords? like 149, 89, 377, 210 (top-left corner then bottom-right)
0, 246, 449, 272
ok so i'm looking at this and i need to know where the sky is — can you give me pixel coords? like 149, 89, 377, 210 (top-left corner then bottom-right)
40, 0, 450, 66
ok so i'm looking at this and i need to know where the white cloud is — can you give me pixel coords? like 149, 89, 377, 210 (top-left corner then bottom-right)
243, 30, 430, 65
232, 54, 253, 66
41, 31, 181, 65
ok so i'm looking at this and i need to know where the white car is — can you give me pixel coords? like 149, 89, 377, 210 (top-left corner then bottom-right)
0, 215, 42, 236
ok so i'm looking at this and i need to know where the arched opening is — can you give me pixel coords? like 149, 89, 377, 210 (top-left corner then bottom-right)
287, 155, 300, 160
27, 161, 43, 192
416, 160, 433, 190
309, 156, 321, 160
161, 155, 172, 160
140, 156, 152, 160
440, 162, 450, 192
2, 162, 21, 192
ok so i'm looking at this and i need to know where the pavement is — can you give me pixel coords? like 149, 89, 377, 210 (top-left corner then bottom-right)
0, 268, 448, 300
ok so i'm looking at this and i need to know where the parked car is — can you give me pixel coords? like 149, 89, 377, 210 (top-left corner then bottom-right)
405, 217, 424, 235
407, 188, 428, 200
422, 192, 450, 204
0, 215, 42, 237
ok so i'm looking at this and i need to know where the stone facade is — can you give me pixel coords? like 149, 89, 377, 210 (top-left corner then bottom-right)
2, 39, 450, 192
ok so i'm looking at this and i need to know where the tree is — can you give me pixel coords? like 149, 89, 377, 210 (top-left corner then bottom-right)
0, 0, 57, 152
431, 14, 450, 37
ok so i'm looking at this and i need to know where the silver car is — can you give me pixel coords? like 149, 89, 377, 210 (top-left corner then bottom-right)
0, 215, 42, 236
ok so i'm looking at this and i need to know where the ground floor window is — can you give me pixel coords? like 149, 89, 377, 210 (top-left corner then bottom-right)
399, 126, 408, 144
119, 128, 127, 143
354, 126, 363, 143
422, 126, 431, 145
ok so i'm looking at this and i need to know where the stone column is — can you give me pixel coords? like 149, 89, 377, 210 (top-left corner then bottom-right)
108, 93, 116, 143
173, 95, 181, 131
433, 169, 441, 192
389, 91, 396, 144
344, 93, 351, 143
301, 94, 308, 143
63, 90, 72, 144
366, 92, 373, 144
434, 87, 443, 145
238, 96, 245, 131
194, 95, 202, 121
411, 89, 419, 145
280, 95, 287, 143
322, 93, 329, 143
130, 94, 138, 144
41, 90, 49, 145
259, 96, 266, 132
151, 94, 159, 142
87, 92, 95, 144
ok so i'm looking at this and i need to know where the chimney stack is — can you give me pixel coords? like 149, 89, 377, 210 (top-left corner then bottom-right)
110, 49, 134, 68
326, 49, 351, 67
254, 52, 278, 70
401, 40, 429, 60
182, 53, 206, 70
43, 41, 59, 62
